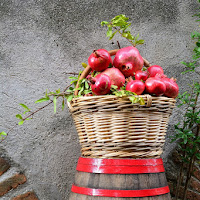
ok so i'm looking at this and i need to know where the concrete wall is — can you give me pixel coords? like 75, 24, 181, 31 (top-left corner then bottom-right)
0, 0, 199, 199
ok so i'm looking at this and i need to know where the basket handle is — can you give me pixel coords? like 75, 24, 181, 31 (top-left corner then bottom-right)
74, 49, 151, 95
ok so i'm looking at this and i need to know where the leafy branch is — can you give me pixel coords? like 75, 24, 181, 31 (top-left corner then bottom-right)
0, 83, 73, 142
170, 5, 200, 199
101, 14, 144, 46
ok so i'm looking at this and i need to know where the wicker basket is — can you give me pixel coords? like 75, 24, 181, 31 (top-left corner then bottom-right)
68, 49, 176, 159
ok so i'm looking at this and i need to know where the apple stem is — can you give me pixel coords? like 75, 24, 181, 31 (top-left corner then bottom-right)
87, 76, 95, 84
171, 77, 177, 82
126, 76, 133, 83
93, 50, 100, 57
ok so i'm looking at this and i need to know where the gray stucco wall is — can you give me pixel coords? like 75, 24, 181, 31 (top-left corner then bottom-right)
0, 0, 199, 199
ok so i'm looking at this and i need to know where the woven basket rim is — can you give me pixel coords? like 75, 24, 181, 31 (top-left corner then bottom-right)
68, 94, 176, 114
70, 94, 175, 101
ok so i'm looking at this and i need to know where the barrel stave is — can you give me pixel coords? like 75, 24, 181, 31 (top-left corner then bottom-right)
69, 193, 171, 200
74, 172, 168, 190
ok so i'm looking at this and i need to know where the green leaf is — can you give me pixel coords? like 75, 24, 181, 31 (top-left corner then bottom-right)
139, 98, 145, 105
35, 97, 50, 103
112, 16, 128, 26
16, 114, 23, 120
135, 33, 139, 40
66, 94, 73, 102
69, 87, 74, 91
73, 87, 81, 91
196, 153, 200, 160
70, 80, 78, 85
45, 89, 48, 97
122, 32, 128, 38
126, 32, 134, 40
66, 88, 74, 92
196, 47, 200, 52
68, 76, 77, 80
0, 131, 7, 136
85, 81, 89, 89
82, 63, 88, 68
0, 131, 7, 140
196, 42, 200, 47
53, 96, 57, 113
78, 87, 84, 96
101, 21, 109, 26
56, 89, 60, 94
18, 120, 24, 125
62, 99, 65, 111
111, 85, 118, 90
183, 136, 188, 144
80, 78, 86, 83
78, 70, 83, 78
109, 31, 117, 40
107, 27, 112, 37
136, 40, 145, 45
84, 90, 92, 94
129, 96, 139, 104
181, 61, 187, 65
19, 103, 30, 111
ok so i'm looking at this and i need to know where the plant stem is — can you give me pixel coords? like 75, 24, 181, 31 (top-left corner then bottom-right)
183, 153, 196, 200
117, 41, 121, 49
113, 27, 135, 46
64, 72, 79, 75
22, 100, 53, 121
22, 83, 72, 121
175, 149, 186, 200
181, 91, 199, 199
0, 83, 72, 141
183, 86, 194, 129
63, 84, 72, 92
48, 92, 70, 97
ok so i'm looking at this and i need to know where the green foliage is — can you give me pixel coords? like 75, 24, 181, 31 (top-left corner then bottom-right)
180, 30, 200, 74
81, 63, 88, 68
63, 76, 145, 105
172, 8, 200, 196
53, 96, 57, 113
171, 7, 200, 168
68, 70, 83, 87
172, 83, 200, 162
101, 14, 144, 46
62, 99, 65, 111
15, 103, 32, 125
18, 120, 24, 125
31, 77, 92, 114
110, 85, 145, 105
35, 97, 50, 103
0, 131, 7, 140
19, 104, 30, 114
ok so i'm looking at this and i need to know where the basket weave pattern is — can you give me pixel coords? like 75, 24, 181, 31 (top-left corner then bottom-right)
68, 95, 176, 158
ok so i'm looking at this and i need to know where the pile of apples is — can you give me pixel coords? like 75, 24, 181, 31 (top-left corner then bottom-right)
86, 46, 179, 98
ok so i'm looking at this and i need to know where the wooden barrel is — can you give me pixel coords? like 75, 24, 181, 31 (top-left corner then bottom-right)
69, 157, 171, 200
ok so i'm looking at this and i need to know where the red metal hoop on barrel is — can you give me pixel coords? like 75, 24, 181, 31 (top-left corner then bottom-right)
70, 157, 171, 199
